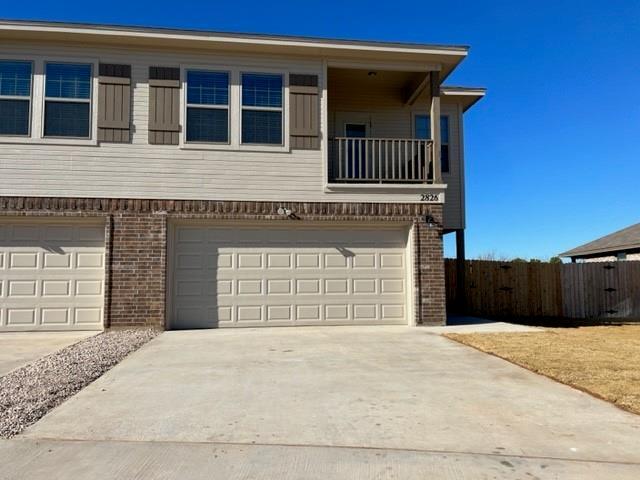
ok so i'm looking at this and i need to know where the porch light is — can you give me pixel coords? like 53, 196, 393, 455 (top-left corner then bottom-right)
424, 214, 438, 228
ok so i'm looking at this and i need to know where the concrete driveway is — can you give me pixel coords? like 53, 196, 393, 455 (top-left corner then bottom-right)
0, 331, 97, 377
2, 326, 640, 479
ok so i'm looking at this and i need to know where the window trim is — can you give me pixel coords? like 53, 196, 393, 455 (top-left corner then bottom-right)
411, 112, 450, 174
184, 69, 231, 145
240, 71, 284, 147
0, 59, 34, 138
42, 61, 94, 140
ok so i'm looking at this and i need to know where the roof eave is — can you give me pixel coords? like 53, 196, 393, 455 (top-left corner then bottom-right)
560, 243, 640, 258
0, 19, 469, 59
441, 86, 486, 111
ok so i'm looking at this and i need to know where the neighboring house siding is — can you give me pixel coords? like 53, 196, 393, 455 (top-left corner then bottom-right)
0, 42, 449, 206
327, 71, 464, 230
580, 253, 640, 262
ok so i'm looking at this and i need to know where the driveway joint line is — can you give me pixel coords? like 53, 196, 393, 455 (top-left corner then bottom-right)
17, 437, 640, 467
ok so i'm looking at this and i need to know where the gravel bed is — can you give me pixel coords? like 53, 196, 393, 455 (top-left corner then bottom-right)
0, 328, 159, 438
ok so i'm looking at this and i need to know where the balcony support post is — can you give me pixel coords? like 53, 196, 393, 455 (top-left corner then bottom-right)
429, 71, 442, 184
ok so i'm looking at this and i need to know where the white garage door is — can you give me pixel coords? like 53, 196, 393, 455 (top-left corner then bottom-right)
0, 222, 105, 331
171, 225, 411, 328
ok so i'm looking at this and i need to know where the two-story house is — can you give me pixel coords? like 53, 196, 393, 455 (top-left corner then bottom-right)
0, 20, 484, 331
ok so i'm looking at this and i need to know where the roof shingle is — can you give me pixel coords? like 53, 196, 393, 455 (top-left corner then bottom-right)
560, 223, 640, 258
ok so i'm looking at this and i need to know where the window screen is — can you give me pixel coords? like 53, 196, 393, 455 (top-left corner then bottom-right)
186, 70, 229, 143
0, 61, 32, 136
241, 73, 283, 145
44, 63, 92, 138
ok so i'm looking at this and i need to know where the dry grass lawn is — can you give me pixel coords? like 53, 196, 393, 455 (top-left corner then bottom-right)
445, 326, 640, 415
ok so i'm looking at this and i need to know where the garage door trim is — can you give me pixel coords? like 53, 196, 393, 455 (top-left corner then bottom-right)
167, 220, 415, 329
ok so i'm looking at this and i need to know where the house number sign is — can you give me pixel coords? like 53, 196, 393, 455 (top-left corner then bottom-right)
420, 193, 440, 202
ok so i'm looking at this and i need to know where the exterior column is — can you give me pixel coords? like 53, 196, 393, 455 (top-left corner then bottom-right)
108, 212, 167, 328
414, 207, 446, 326
429, 70, 442, 183
455, 229, 466, 314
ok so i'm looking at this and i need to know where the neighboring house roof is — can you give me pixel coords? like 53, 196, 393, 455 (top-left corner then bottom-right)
0, 19, 469, 81
560, 223, 640, 258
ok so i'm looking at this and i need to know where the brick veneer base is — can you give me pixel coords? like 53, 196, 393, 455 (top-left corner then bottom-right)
0, 197, 446, 328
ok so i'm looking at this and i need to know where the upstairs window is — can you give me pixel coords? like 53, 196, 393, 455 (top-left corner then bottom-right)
241, 73, 283, 145
415, 115, 450, 173
186, 70, 229, 143
0, 60, 32, 136
44, 63, 92, 138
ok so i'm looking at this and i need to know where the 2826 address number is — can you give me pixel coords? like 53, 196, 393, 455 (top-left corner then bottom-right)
420, 193, 440, 202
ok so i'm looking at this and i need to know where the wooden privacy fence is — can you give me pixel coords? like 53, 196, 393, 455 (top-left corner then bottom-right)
445, 259, 640, 321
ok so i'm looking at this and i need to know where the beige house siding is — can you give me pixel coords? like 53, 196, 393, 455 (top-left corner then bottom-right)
579, 253, 640, 263
328, 69, 464, 229
0, 41, 453, 207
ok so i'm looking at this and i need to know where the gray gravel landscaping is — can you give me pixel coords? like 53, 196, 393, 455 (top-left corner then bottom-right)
0, 328, 159, 438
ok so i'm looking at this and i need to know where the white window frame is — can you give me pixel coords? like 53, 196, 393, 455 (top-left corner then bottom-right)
184, 69, 231, 145
240, 71, 284, 147
0, 54, 99, 146
411, 112, 450, 174
42, 61, 94, 140
179, 62, 289, 152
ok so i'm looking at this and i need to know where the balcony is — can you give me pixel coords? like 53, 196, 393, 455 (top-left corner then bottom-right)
328, 137, 435, 184
326, 65, 443, 188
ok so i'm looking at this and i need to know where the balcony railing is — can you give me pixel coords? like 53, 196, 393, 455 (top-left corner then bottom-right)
329, 137, 435, 184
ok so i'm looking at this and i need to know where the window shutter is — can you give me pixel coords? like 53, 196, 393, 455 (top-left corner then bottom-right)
289, 74, 320, 150
97, 64, 131, 143
148, 67, 180, 145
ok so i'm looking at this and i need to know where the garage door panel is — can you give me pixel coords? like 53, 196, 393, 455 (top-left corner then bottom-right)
267, 279, 291, 295
6, 308, 36, 326
43, 252, 72, 269
266, 253, 291, 268
10, 252, 39, 269
0, 223, 105, 332
41, 308, 70, 325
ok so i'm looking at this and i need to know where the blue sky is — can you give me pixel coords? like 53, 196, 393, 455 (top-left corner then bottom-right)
3, 1, 639, 260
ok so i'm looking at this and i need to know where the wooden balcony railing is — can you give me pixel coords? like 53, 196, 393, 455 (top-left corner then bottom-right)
328, 137, 435, 184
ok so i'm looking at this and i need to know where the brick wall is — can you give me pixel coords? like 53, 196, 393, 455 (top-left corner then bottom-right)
413, 214, 446, 325
0, 196, 445, 328
108, 213, 167, 328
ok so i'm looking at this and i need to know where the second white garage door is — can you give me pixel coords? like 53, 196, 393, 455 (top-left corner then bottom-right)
171, 225, 411, 328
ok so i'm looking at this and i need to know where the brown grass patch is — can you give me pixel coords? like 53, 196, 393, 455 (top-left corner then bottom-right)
445, 326, 640, 415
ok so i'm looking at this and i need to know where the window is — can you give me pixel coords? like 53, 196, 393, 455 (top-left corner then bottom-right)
0, 60, 32, 136
44, 63, 92, 138
186, 70, 229, 143
415, 115, 450, 173
241, 73, 283, 145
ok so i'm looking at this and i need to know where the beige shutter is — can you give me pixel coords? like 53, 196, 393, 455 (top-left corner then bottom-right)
98, 64, 131, 143
148, 67, 181, 145
289, 74, 320, 150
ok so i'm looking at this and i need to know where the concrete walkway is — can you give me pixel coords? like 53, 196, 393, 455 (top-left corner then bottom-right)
0, 331, 97, 377
3, 326, 640, 478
